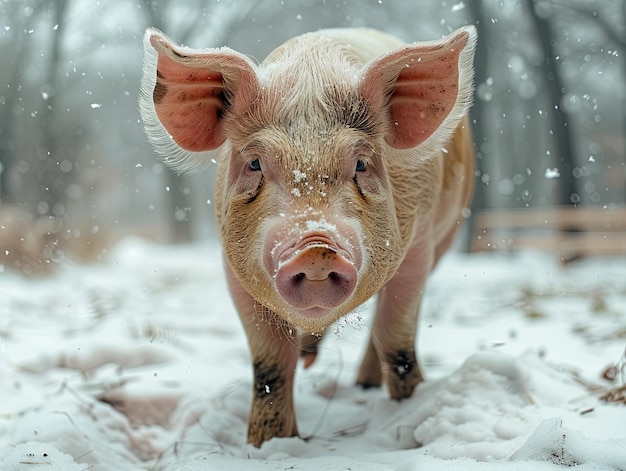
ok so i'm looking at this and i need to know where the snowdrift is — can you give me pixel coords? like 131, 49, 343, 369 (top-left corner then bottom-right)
1, 238, 625, 470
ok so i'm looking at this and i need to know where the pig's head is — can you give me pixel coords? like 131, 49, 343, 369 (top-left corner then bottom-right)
140, 27, 476, 333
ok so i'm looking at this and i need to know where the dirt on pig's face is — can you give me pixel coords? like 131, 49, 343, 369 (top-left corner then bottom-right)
217, 76, 404, 333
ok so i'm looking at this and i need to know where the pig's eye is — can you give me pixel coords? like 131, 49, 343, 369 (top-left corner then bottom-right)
249, 158, 262, 172
355, 160, 367, 172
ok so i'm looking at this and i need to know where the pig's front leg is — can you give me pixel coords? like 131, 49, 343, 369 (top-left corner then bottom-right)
356, 237, 433, 399
225, 263, 299, 447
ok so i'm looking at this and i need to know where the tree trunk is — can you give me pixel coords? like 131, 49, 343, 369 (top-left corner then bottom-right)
525, 0, 578, 208
38, 0, 70, 217
0, 4, 41, 204
559, 0, 626, 202
463, 1, 491, 251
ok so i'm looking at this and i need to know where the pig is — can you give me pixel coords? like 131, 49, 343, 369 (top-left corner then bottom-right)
140, 26, 476, 447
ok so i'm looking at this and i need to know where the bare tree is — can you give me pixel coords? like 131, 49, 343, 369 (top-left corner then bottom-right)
524, 0, 579, 207
0, 1, 43, 204
556, 0, 626, 202
36, 0, 71, 218
464, 1, 492, 250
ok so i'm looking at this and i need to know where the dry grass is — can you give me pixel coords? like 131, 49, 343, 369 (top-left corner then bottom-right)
570, 350, 626, 406
0, 205, 160, 277
0, 205, 62, 276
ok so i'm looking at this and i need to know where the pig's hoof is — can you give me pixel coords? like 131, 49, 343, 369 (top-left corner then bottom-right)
356, 354, 383, 389
247, 418, 299, 448
386, 350, 423, 399
388, 376, 420, 400
301, 352, 317, 369
357, 380, 382, 390
355, 368, 383, 389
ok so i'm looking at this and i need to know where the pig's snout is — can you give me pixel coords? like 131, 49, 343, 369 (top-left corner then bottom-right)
275, 243, 357, 318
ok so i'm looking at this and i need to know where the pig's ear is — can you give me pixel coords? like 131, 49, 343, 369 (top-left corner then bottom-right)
361, 26, 476, 152
140, 28, 258, 172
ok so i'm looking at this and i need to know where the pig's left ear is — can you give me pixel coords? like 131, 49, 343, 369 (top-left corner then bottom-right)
140, 28, 259, 172
361, 26, 476, 152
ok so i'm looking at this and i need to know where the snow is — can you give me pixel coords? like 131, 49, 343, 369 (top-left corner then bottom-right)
544, 168, 560, 179
451, 2, 466, 13
304, 218, 337, 233
1, 237, 625, 470
0, 442, 88, 470
293, 169, 307, 183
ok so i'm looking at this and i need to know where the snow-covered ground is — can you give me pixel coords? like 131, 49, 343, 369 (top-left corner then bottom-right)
1, 237, 625, 470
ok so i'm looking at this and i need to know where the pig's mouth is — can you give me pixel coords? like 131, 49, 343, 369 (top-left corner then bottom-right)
270, 234, 359, 319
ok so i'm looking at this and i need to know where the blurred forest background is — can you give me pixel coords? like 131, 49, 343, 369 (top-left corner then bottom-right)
0, 0, 624, 274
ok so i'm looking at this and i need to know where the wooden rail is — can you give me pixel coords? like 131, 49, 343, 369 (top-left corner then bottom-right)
470, 206, 626, 261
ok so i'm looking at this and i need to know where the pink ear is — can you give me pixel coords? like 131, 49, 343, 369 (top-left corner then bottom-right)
361, 27, 476, 150
146, 31, 258, 153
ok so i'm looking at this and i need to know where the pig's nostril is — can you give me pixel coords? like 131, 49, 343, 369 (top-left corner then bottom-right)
275, 245, 358, 314
293, 271, 341, 282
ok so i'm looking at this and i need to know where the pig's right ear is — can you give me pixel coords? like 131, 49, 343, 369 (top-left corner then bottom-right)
140, 29, 259, 172
360, 26, 476, 155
